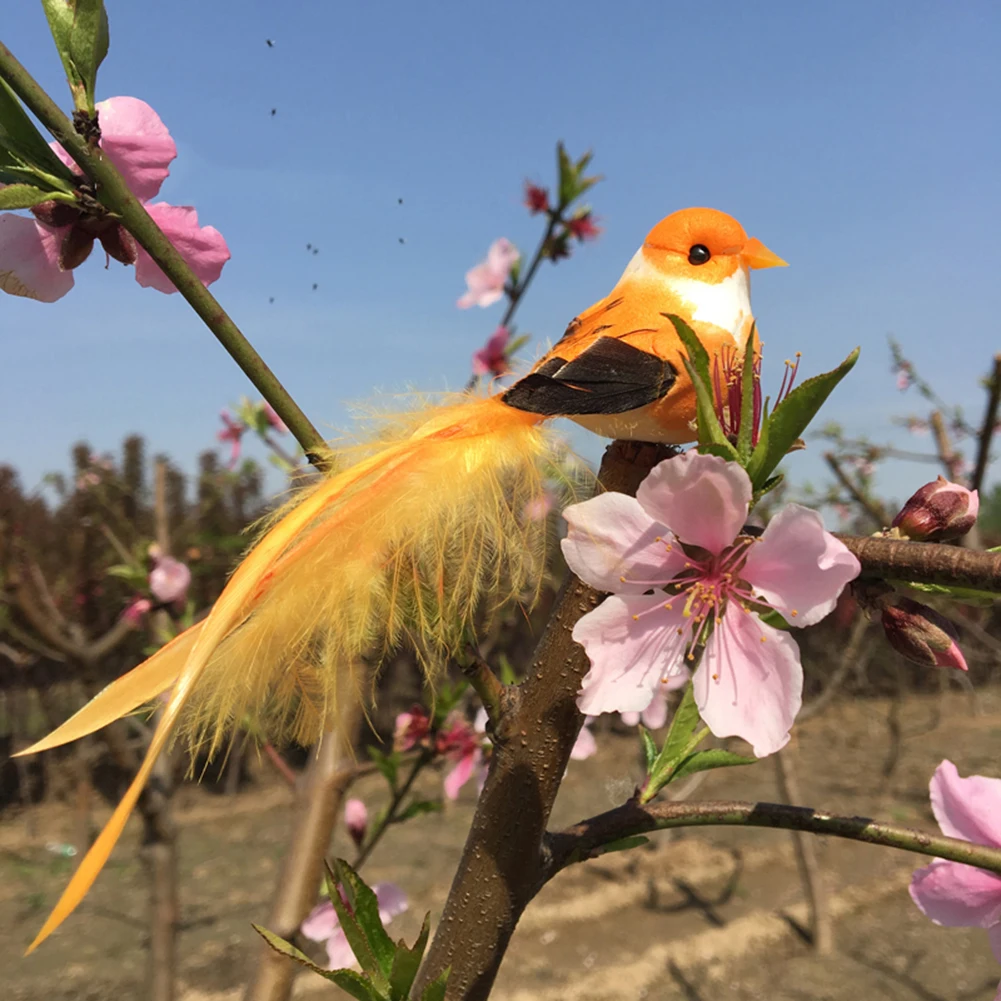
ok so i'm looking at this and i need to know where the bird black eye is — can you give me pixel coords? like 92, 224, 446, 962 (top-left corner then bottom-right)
688, 244, 711, 265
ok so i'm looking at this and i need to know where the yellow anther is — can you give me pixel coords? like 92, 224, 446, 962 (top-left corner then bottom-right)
791, 609, 799, 617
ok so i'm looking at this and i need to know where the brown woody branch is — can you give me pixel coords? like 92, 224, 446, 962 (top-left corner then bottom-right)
836, 534, 1001, 591
824, 452, 888, 528
415, 440, 674, 1000
971, 354, 1001, 495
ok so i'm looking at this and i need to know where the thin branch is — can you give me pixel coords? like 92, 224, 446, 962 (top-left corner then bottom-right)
824, 452, 888, 528
545, 798, 1001, 880
460, 647, 505, 724
0, 42, 327, 467
971, 354, 1001, 495
930, 411, 964, 482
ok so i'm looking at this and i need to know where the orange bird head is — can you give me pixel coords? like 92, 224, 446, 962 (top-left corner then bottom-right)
503, 207, 787, 444
641, 206, 787, 284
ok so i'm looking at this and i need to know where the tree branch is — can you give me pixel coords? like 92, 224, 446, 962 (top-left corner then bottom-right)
971, 354, 1001, 495
0, 42, 327, 466
545, 798, 1001, 880
415, 440, 675, 1000
824, 452, 888, 528
836, 534, 1001, 591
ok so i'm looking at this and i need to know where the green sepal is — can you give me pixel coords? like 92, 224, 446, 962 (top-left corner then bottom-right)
638, 724, 657, 771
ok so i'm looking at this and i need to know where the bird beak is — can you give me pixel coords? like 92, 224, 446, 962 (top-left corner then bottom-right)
742, 237, 787, 270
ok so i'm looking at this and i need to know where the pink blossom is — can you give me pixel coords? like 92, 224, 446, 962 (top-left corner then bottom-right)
121, 597, 153, 627
217, 410, 245, 468
566, 211, 602, 242
523, 490, 556, 522
561, 452, 860, 757
394, 705, 431, 751
892, 476, 979, 542
897, 371, 912, 391
149, 556, 191, 604
472, 325, 512, 378
457, 238, 519, 309
344, 798, 368, 847
523, 182, 550, 215
262, 402, 288, 434
570, 718, 597, 760
620, 671, 689, 728
910, 761, 1001, 965
437, 713, 484, 801
0, 97, 229, 302
301, 883, 408, 970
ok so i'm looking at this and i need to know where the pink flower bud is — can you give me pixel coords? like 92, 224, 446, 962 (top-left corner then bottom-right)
344, 798, 368, 847
122, 597, 153, 627
881, 598, 968, 671
394, 705, 431, 751
891, 476, 979, 541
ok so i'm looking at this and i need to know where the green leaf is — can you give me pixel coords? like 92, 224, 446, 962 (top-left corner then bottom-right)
661, 683, 701, 764
665, 313, 711, 390
556, 141, 575, 207
0, 78, 77, 180
505, 333, 531, 357
367, 746, 399, 790
420, 967, 451, 1001
251, 925, 382, 1000
747, 347, 860, 487
638, 725, 657, 772
642, 684, 712, 800
0, 184, 57, 209
736, 328, 757, 463
67, 0, 110, 112
388, 913, 430, 1000
892, 580, 1000, 608
394, 798, 442, 823
41, 0, 78, 90
594, 834, 650, 856
670, 748, 755, 783
333, 860, 397, 982
324, 863, 389, 989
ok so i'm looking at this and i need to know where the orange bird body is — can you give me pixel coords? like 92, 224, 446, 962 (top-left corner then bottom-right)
18, 208, 784, 951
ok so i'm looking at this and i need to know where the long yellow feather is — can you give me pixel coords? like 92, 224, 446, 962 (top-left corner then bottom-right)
23, 393, 573, 949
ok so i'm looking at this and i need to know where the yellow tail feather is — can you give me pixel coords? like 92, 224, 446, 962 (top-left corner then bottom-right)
14, 621, 202, 758
25, 393, 576, 948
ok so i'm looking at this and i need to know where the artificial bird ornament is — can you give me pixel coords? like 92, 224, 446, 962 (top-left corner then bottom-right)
18, 206, 785, 951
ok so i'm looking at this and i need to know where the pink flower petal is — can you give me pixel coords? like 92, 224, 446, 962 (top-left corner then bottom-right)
636, 452, 751, 555
375, 881, 409, 923
574, 593, 688, 716
149, 556, 191, 603
930, 760, 1001, 847
300, 899, 337, 943
561, 492, 685, 594
324, 928, 357, 970
487, 237, 519, 274
570, 722, 596, 760
444, 748, 481, 801
95, 97, 177, 202
694, 610, 802, 757
0, 215, 74, 302
457, 239, 518, 309
742, 504, 861, 627
909, 858, 1001, 929
134, 203, 230, 293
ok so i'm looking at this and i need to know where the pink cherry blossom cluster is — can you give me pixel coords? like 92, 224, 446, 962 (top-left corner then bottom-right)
121, 546, 192, 627
0, 97, 229, 302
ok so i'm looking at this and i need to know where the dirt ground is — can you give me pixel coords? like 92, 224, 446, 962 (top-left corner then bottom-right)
2, 688, 1000, 1001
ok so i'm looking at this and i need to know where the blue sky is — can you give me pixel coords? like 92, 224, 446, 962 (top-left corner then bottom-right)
3, 0, 999, 510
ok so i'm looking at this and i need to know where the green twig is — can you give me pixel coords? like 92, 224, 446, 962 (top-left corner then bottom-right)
0, 42, 326, 465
